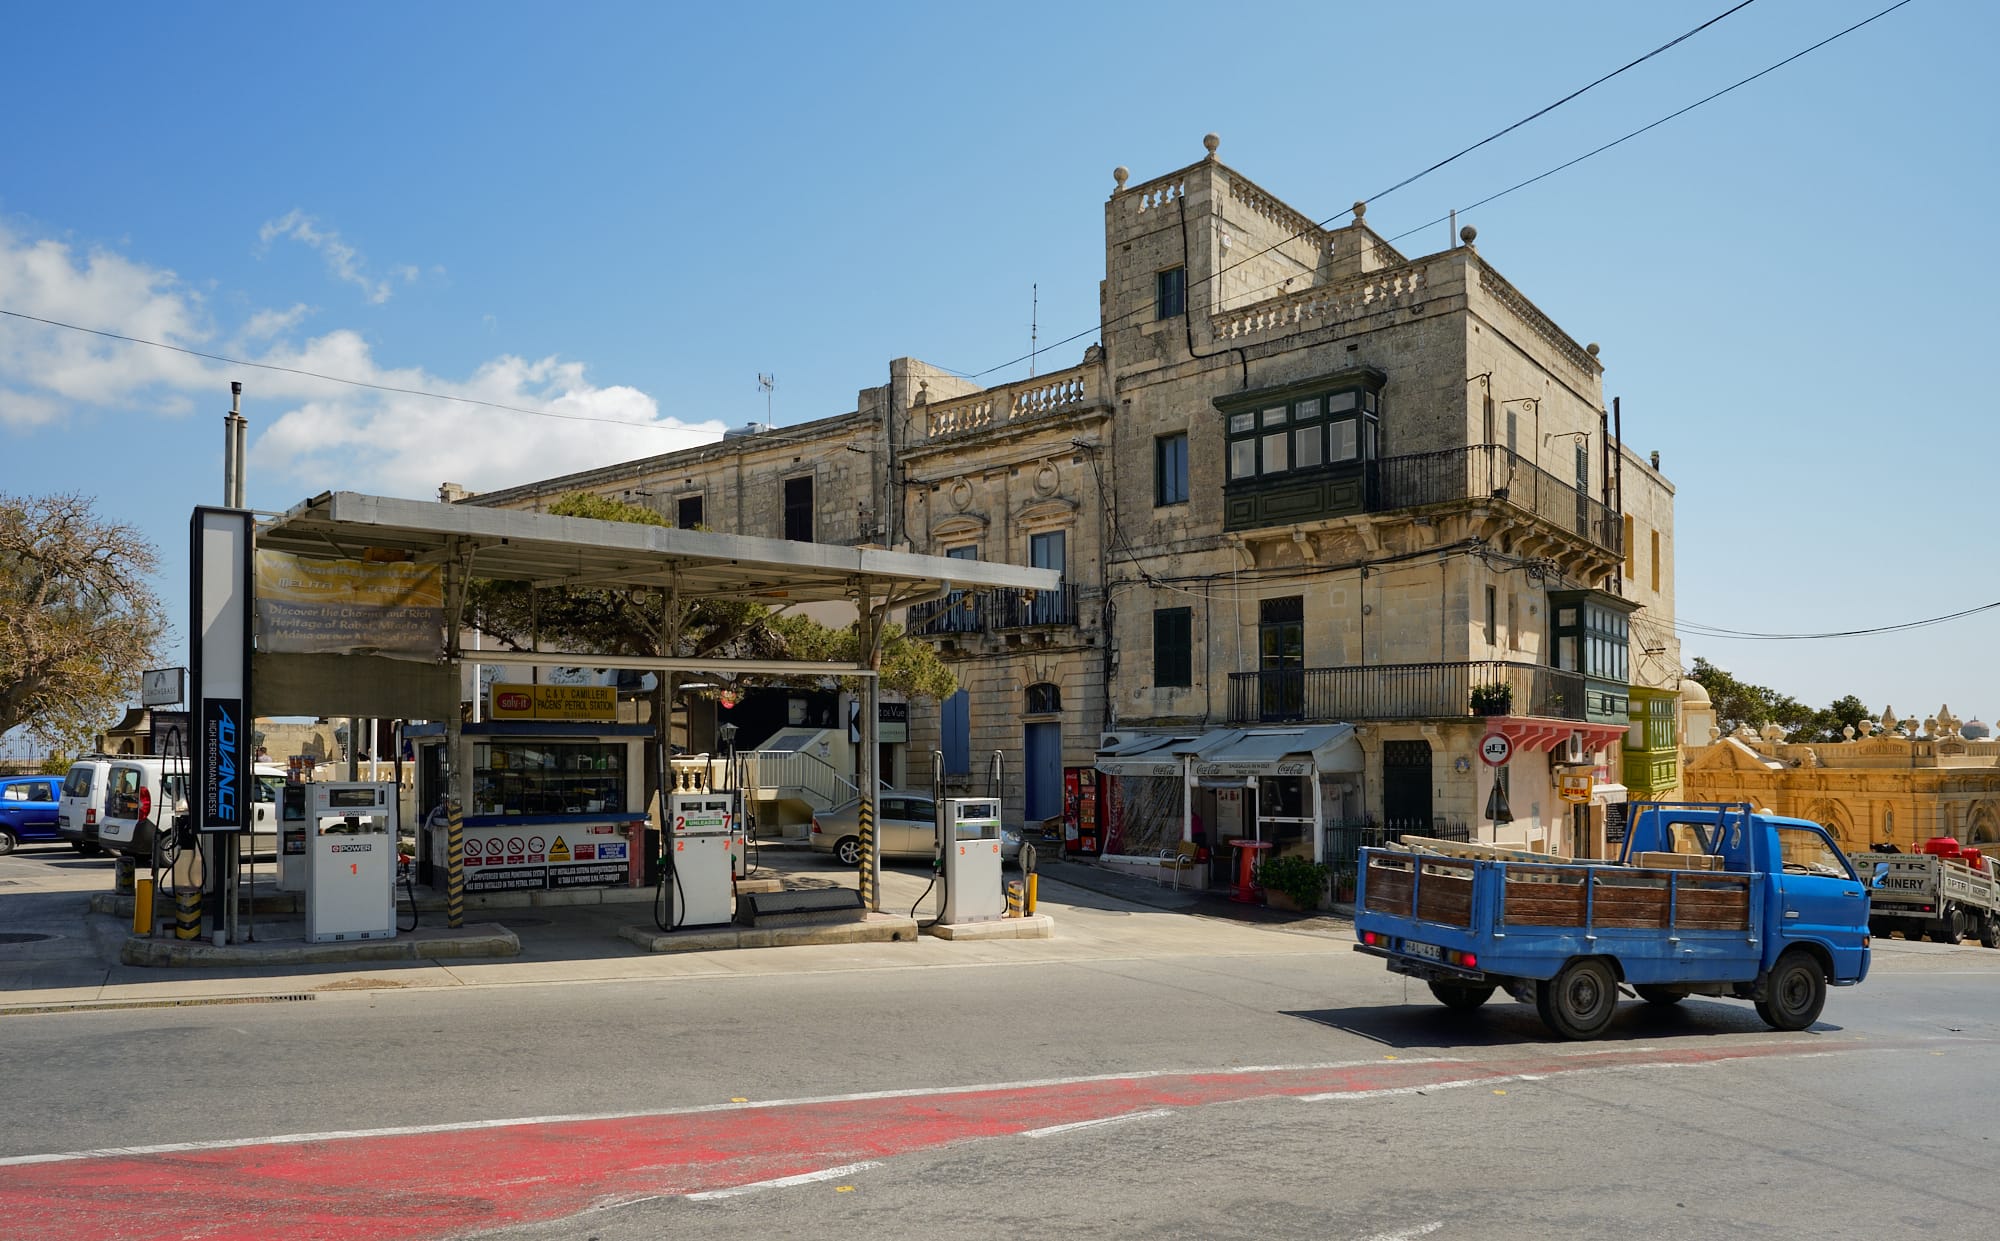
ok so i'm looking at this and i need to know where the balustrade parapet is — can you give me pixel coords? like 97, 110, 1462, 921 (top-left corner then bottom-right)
921, 364, 1103, 443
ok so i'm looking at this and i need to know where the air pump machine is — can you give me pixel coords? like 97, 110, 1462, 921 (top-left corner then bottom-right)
934, 750, 1007, 925
305, 781, 397, 943
662, 792, 736, 928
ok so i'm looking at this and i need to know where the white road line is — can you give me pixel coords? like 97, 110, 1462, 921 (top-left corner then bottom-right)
0, 1056, 1450, 1168
685, 1161, 882, 1201
1022, 1109, 1172, 1139
1356, 1223, 1444, 1241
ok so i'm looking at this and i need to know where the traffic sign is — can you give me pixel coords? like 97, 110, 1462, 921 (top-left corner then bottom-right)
1479, 733, 1513, 767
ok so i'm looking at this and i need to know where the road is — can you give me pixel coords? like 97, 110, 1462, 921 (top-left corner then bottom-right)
2, 841, 1997, 1240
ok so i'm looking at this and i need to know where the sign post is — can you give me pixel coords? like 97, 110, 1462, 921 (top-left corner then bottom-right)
1479, 732, 1513, 829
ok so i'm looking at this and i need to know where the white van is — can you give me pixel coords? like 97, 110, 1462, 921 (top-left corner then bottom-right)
75, 757, 284, 865
58, 756, 155, 855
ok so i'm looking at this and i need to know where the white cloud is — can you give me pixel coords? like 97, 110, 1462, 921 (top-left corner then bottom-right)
257, 209, 397, 304
0, 221, 725, 498
239, 302, 312, 340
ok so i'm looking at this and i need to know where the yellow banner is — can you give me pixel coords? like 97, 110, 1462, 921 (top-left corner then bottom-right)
254, 551, 444, 658
489, 683, 618, 721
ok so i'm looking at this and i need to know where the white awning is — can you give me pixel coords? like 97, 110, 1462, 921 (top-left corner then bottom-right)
1186, 724, 1363, 780
1093, 733, 1199, 778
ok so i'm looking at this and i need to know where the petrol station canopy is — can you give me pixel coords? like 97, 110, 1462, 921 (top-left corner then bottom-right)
257, 491, 1058, 673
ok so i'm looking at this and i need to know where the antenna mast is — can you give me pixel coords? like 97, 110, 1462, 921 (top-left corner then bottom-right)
757, 372, 775, 424
1029, 284, 1038, 379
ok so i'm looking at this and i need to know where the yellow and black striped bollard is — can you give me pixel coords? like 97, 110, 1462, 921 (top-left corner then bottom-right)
447, 799, 464, 929
857, 798, 876, 910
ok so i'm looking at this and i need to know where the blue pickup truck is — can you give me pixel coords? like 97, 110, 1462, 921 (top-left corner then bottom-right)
1353, 802, 1870, 1039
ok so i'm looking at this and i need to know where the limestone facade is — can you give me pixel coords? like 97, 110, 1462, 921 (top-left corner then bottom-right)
1683, 708, 2000, 851
456, 136, 1680, 849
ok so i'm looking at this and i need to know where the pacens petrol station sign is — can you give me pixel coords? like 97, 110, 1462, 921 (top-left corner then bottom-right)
488, 683, 617, 721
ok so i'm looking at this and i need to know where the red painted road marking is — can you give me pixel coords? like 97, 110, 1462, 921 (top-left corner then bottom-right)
0, 1041, 1869, 1241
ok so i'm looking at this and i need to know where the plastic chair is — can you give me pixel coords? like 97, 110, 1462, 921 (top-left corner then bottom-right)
1158, 840, 1202, 890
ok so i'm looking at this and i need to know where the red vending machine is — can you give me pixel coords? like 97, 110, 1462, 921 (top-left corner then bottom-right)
1062, 766, 1103, 856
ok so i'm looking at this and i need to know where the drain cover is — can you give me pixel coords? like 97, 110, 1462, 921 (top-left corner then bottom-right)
0, 932, 54, 945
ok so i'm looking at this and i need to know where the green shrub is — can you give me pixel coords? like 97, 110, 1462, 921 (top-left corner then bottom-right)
1254, 853, 1331, 909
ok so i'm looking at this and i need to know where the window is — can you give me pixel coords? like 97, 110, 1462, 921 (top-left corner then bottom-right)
942, 689, 970, 775
783, 476, 813, 542
1223, 385, 1380, 481
1650, 530, 1661, 593
677, 494, 704, 530
1484, 586, 1497, 646
1155, 432, 1189, 506
1026, 683, 1062, 714
1156, 266, 1186, 319
471, 741, 626, 817
1259, 596, 1304, 719
1155, 607, 1193, 688
1029, 530, 1066, 625
1507, 593, 1520, 650
1506, 410, 1518, 455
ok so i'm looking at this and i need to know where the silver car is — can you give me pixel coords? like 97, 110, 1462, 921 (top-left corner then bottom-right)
809, 791, 1022, 867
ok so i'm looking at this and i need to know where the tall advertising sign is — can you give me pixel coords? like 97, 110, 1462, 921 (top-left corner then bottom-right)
191, 508, 253, 833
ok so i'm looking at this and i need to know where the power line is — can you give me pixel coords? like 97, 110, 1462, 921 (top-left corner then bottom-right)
961, 0, 1766, 380
1387, 0, 1919, 247
1675, 596, 2000, 641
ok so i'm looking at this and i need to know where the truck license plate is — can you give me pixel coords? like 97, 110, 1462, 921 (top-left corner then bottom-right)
1401, 939, 1442, 961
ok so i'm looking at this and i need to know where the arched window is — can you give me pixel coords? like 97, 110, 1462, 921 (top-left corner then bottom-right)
1026, 683, 1061, 715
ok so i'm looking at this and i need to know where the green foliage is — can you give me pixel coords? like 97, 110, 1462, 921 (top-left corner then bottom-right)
1470, 681, 1513, 714
1687, 658, 1871, 744
469, 492, 956, 701
38, 753, 73, 776
1254, 853, 1331, 909
0, 492, 164, 753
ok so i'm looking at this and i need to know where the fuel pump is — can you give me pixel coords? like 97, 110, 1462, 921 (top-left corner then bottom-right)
304, 781, 397, 943
934, 749, 1007, 925
657, 791, 735, 929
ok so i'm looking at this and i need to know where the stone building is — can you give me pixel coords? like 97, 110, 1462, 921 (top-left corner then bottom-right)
1683, 705, 2000, 852
455, 135, 1682, 868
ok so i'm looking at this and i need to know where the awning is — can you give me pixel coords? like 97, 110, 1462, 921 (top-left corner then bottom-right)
1186, 724, 1362, 780
1093, 733, 1200, 778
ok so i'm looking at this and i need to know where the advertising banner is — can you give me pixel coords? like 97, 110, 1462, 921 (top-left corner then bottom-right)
487, 683, 618, 721
192, 508, 253, 834
254, 551, 444, 660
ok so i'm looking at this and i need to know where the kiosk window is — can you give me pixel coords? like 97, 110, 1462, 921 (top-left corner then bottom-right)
472, 742, 626, 816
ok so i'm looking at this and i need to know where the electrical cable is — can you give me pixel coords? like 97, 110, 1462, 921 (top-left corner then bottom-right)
1674, 596, 2000, 641
1384, 0, 1919, 249
954, 0, 1771, 381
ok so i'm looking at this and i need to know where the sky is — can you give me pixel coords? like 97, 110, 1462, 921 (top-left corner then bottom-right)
2, 0, 1995, 744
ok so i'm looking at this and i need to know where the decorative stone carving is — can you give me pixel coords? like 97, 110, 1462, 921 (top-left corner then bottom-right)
1032, 457, 1060, 498
948, 477, 974, 512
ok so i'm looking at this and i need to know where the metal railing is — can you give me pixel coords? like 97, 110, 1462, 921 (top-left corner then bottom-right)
736, 749, 860, 811
1324, 817, 1471, 900
1371, 443, 1621, 555
993, 582, 1078, 630
1228, 660, 1586, 724
907, 591, 985, 636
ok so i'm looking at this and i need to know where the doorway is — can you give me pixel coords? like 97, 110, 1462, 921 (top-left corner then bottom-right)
1024, 722, 1061, 825
1382, 739, 1433, 836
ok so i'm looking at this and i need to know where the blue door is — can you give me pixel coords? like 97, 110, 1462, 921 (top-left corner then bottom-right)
1024, 722, 1061, 826
1770, 823, 1870, 980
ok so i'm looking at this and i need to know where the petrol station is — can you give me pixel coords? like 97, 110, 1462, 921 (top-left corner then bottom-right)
141, 490, 1058, 962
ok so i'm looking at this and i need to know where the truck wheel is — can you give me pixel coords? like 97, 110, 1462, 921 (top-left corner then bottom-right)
1427, 981, 1496, 1011
1540, 958, 1619, 1040
1754, 949, 1827, 1031
1980, 918, 1999, 950
1634, 986, 1684, 1007
1929, 921, 1959, 945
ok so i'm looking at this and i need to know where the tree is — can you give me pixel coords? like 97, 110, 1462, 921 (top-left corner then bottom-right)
0, 493, 164, 753
468, 493, 957, 700
1686, 657, 1870, 744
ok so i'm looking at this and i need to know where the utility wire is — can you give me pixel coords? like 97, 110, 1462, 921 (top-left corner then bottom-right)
1675, 596, 2000, 641
959, 0, 1765, 380
1387, 0, 1919, 247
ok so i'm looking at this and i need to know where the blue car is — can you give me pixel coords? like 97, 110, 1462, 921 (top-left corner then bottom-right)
0, 774, 64, 854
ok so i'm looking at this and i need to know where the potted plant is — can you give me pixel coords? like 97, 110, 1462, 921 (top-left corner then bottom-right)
1254, 854, 1332, 912
1470, 681, 1513, 716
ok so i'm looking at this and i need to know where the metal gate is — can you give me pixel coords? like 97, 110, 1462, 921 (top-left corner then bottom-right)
1382, 739, 1433, 836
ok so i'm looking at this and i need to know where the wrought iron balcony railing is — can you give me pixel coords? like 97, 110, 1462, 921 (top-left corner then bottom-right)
1227, 660, 1587, 724
994, 582, 1078, 630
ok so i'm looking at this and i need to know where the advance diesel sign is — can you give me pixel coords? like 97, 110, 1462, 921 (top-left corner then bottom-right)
191, 508, 253, 833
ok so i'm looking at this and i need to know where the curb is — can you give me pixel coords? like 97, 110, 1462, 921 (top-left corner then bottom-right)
119, 923, 520, 967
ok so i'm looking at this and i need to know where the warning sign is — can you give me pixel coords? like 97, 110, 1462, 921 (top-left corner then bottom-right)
550, 836, 572, 863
